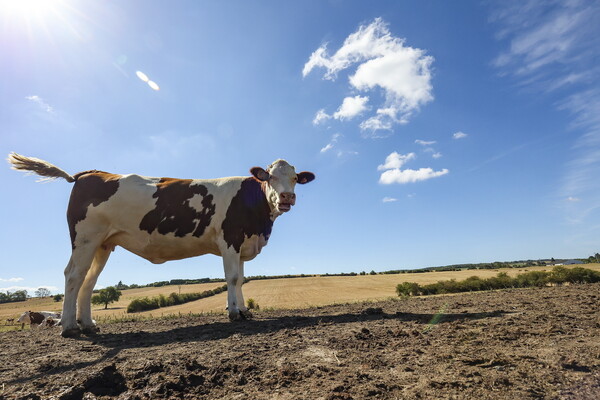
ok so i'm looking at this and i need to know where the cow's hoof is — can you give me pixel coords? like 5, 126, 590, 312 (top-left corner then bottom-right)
240, 310, 253, 320
61, 327, 81, 338
229, 310, 242, 321
80, 325, 99, 335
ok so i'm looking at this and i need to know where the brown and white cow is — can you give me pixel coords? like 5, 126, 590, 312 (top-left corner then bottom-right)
8, 153, 315, 337
17, 311, 61, 330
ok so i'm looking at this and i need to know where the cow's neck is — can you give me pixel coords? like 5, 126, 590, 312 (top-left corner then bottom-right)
261, 181, 284, 221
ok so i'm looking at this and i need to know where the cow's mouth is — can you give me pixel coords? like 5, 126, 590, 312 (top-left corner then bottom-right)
278, 203, 292, 212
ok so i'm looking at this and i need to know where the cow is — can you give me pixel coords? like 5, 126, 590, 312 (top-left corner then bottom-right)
8, 153, 315, 337
42, 317, 61, 327
17, 311, 61, 330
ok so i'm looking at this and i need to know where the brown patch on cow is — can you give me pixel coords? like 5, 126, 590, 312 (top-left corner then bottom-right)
139, 178, 216, 238
28, 312, 45, 325
222, 177, 273, 253
67, 172, 121, 249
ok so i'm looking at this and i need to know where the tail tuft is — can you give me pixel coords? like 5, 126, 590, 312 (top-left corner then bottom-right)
7, 152, 76, 183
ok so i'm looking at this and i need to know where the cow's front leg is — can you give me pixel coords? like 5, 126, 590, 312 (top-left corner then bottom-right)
235, 261, 252, 319
222, 251, 244, 321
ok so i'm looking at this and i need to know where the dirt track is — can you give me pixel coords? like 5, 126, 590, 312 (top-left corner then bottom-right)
1, 283, 599, 399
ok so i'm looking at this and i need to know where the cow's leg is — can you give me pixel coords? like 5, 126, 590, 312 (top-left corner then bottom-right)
235, 262, 252, 319
76, 246, 112, 334
61, 242, 101, 337
222, 251, 244, 321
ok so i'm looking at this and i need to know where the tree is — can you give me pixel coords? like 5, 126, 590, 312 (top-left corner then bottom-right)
116, 280, 129, 290
35, 287, 51, 298
10, 290, 28, 302
91, 286, 122, 309
53, 294, 64, 302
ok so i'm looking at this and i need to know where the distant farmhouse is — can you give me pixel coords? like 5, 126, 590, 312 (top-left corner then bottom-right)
557, 259, 585, 265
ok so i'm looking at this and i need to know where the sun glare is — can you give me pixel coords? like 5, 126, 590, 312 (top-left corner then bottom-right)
136, 70, 160, 91
0, 0, 59, 16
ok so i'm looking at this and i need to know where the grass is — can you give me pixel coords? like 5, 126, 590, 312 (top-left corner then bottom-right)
1, 264, 599, 322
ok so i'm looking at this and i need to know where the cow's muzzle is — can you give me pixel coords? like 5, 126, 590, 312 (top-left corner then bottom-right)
278, 192, 296, 212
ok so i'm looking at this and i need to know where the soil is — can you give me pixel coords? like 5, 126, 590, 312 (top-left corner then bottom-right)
1, 283, 599, 400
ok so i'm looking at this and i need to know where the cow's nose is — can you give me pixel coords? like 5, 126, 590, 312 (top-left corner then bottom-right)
280, 192, 296, 204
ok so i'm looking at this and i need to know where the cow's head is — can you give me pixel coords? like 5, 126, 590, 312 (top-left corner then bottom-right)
251, 159, 315, 214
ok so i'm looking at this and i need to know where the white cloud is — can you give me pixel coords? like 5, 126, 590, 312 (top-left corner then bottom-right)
378, 151, 448, 184
0, 277, 24, 283
304, 18, 434, 136
337, 150, 359, 158
320, 143, 334, 153
377, 151, 416, 171
320, 133, 342, 154
313, 109, 331, 125
432, 152, 443, 159
333, 95, 369, 120
379, 167, 449, 184
453, 131, 468, 139
382, 197, 398, 203
491, 2, 600, 224
25, 95, 54, 113
415, 139, 436, 146
0, 285, 60, 294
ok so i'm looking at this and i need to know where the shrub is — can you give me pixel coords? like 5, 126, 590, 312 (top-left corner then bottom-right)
396, 282, 421, 296
396, 266, 600, 298
127, 284, 228, 313
127, 297, 159, 313
247, 298, 259, 310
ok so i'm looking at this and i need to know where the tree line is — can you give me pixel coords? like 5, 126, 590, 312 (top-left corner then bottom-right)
0, 290, 28, 303
126, 285, 228, 313
396, 266, 600, 297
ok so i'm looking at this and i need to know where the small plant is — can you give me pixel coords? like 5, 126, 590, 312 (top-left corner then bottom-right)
247, 298, 259, 310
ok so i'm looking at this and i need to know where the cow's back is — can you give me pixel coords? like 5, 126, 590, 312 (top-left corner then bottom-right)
68, 172, 247, 263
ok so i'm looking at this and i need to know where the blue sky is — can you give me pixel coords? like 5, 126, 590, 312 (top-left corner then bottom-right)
1, 0, 599, 294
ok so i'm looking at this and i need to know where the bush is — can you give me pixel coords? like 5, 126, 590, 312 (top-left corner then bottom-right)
127, 297, 159, 313
127, 284, 228, 313
247, 298, 259, 310
395, 266, 600, 298
396, 282, 421, 296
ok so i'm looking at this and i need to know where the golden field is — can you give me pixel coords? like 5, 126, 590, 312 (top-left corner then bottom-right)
2, 263, 599, 325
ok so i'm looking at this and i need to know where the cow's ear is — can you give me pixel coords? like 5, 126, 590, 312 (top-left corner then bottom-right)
297, 171, 315, 184
250, 167, 270, 182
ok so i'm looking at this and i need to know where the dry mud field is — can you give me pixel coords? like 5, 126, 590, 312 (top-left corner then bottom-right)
1, 283, 599, 400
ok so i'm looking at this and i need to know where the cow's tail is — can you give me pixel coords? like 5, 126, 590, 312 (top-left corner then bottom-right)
7, 152, 76, 183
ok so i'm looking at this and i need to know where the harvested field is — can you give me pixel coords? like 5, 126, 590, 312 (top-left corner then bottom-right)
2, 264, 599, 323
1, 283, 599, 399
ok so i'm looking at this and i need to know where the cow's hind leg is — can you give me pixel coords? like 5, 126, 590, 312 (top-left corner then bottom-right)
61, 243, 101, 337
76, 245, 112, 334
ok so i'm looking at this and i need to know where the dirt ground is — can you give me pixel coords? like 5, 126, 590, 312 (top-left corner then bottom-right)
1, 283, 599, 400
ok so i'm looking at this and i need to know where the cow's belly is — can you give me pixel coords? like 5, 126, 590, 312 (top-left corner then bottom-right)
108, 230, 221, 264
